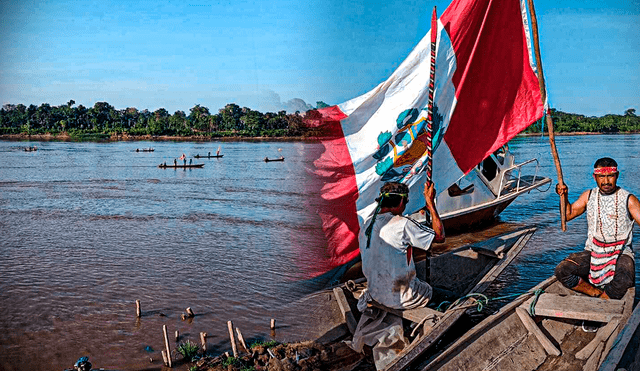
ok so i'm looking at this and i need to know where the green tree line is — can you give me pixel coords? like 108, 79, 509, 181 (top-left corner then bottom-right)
0, 100, 330, 138
1, 101, 638, 138
521, 108, 640, 134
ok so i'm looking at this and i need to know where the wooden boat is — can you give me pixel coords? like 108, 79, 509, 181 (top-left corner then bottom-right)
194, 153, 223, 158
265, 157, 285, 162
419, 276, 636, 371
285, 227, 537, 362
23, 146, 37, 152
136, 148, 154, 152
158, 163, 204, 169
413, 145, 551, 233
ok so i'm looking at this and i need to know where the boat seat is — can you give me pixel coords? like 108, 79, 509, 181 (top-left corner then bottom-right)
522, 293, 625, 322
368, 301, 443, 327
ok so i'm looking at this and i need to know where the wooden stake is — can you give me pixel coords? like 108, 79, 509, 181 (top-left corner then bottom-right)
235, 327, 249, 353
200, 332, 207, 352
174, 330, 179, 342
162, 325, 172, 367
186, 307, 195, 317
227, 321, 239, 357
270, 318, 276, 330
136, 300, 141, 317
527, 0, 567, 231
161, 350, 168, 366
515, 307, 561, 356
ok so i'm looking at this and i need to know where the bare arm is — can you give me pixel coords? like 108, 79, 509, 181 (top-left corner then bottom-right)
628, 194, 640, 226
556, 184, 589, 221
424, 182, 445, 243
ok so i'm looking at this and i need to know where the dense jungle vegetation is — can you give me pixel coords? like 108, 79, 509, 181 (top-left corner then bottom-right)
521, 108, 640, 134
0, 100, 331, 138
0, 100, 638, 138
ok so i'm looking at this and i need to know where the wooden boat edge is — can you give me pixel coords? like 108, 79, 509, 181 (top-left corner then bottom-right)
384, 226, 537, 371
598, 297, 640, 371
420, 277, 637, 371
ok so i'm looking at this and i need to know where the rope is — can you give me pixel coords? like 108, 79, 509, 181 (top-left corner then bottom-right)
434, 289, 546, 315
364, 201, 383, 250
528, 289, 545, 316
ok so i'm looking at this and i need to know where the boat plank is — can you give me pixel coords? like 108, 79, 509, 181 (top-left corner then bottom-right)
333, 287, 358, 335
575, 319, 619, 360
436, 316, 546, 371
515, 307, 561, 356
369, 302, 442, 329
584, 340, 606, 371
598, 289, 640, 371
492, 334, 548, 371
523, 293, 624, 322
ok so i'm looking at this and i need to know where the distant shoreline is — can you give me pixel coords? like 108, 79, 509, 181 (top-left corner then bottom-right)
1, 130, 638, 143
0, 132, 315, 142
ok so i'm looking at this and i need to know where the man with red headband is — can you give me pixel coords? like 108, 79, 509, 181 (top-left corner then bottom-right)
555, 157, 640, 299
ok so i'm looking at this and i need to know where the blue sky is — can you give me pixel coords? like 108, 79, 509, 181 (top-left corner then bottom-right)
0, 0, 638, 116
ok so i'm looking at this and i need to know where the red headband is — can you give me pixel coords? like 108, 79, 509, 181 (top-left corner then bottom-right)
593, 167, 618, 175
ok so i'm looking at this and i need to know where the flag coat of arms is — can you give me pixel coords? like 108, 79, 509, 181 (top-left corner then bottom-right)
307, 0, 544, 275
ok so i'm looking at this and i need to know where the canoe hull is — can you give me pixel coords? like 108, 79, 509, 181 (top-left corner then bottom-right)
422, 278, 636, 371
158, 164, 204, 168
284, 227, 537, 360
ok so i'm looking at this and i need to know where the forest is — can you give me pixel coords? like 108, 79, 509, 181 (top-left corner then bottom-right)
0, 100, 638, 139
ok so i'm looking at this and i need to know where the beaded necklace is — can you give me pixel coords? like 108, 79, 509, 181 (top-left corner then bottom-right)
596, 189, 618, 243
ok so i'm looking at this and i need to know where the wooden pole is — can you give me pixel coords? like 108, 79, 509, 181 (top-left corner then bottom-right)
185, 307, 195, 317
135, 300, 141, 317
527, 0, 567, 231
425, 6, 438, 186
174, 330, 179, 342
200, 332, 207, 352
227, 321, 239, 357
162, 325, 172, 367
235, 327, 249, 353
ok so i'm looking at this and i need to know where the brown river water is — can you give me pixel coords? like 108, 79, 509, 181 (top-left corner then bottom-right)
1, 135, 639, 370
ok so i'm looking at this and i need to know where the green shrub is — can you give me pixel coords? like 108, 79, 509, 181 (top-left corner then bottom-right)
176, 340, 200, 361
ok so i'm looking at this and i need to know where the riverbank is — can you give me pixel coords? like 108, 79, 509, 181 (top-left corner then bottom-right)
3, 130, 638, 143
0, 132, 315, 142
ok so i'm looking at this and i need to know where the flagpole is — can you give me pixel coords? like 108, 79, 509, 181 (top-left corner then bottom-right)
527, 0, 567, 231
425, 6, 438, 186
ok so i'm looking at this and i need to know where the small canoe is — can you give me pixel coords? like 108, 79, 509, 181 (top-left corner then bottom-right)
194, 154, 223, 159
287, 227, 537, 366
421, 276, 636, 371
265, 157, 285, 162
136, 148, 154, 152
158, 163, 204, 168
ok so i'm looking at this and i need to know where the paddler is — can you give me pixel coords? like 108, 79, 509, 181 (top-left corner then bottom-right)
359, 181, 445, 310
554, 157, 640, 299
349, 181, 445, 369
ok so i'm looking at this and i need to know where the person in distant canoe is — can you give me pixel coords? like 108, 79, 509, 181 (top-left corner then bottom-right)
555, 157, 640, 299
358, 181, 445, 310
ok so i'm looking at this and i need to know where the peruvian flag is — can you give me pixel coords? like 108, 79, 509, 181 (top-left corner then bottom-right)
306, 0, 544, 275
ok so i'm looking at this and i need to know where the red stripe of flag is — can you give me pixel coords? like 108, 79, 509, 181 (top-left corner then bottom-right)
440, 0, 543, 173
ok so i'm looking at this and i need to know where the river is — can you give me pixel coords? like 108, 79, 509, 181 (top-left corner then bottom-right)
0, 134, 638, 370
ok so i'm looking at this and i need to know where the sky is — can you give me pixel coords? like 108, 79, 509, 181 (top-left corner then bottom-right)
0, 0, 638, 117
